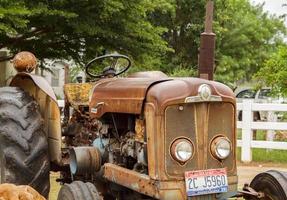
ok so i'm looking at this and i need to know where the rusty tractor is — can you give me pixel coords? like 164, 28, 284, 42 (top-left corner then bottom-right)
1, 1, 287, 200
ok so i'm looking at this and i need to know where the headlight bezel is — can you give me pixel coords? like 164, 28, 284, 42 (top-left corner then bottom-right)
210, 136, 232, 160
170, 138, 194, 164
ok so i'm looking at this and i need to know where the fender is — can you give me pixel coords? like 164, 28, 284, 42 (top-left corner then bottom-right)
10, 72, 62, 166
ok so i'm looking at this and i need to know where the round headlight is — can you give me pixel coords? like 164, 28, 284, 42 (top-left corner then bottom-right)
171, 139, 193, 163
211, 137, 231, 160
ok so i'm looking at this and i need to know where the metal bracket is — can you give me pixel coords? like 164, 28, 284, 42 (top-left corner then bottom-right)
234, 183, 265, 199
91, 102, 104, 114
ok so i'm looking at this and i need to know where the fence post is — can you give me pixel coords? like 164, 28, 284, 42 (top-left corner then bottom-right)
266, 110, 277, 144
241, 100, 253, 163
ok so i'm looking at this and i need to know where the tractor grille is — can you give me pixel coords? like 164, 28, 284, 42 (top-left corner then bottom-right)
165, 102, 235, 177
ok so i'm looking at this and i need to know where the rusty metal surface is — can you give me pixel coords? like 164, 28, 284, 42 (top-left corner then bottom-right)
165, 104, 197, 176
70, 147, 101, 175
104, 161, 234, 199
164, 102, 236, 177
64, 82, 94, 107
135, 119, 145, 142
146, 78, 235, 115
237, 184, 265, 199
128, 71, 168, 78
103, 163, 160, 199
198, 0, 215, 80
89, 78, 171, 118
143, 80, 237, 198
10, 73, 62, 165
144, 103, 158, 179
12, 51, 37, 73
10, 73, 57, 102
90, 77, 233, 119
207, 103, 236, 171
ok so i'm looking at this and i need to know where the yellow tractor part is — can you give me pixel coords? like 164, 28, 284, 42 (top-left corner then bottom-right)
10, 72, 62, 165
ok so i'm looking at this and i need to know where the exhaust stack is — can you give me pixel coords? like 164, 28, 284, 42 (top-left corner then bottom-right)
198, 0, 215, 80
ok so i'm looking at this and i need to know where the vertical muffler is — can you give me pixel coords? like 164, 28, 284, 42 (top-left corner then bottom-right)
198, 0, 215, 81
69, 147, 102, 175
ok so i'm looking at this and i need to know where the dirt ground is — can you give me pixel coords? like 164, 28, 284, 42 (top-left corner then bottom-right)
49, 164, 287, 200
237, 163, 287, 188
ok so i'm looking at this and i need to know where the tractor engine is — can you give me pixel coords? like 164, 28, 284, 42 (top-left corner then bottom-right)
92, 114, 147, 172
68, 113, 148, 181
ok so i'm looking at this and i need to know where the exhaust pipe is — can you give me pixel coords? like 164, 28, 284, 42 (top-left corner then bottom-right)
198, 0, 215, 80
69, 147, 102, 175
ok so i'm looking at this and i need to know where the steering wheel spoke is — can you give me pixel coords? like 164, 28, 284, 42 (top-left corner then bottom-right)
111, 57, 119, 69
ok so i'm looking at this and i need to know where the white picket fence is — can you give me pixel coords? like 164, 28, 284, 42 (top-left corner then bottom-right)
237, 100, 287, 163
57, 99, 287, 163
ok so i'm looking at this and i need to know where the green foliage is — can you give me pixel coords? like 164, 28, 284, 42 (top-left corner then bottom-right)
169, 68, 196, 77
255, 45, 287, 96
0, 0, 171, 66
69, 65, 83, 83
0, 1, 30, 35
0, 0, 285, 84
147, 0, 205, 75
146, 0, 286, 83
214, 0, 286, 85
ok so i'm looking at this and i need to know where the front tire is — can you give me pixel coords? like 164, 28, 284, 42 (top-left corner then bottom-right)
57, 181, 103, 200
249, 170, 287, 200
0, 87, 50, 197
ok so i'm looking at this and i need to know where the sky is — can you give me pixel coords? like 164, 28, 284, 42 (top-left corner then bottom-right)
251, 0, 286, 26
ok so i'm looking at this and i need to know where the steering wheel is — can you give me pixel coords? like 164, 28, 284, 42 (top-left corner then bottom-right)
85, 54, 131, 78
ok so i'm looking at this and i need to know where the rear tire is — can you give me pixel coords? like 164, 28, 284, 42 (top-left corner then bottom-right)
0, 87, 50, 197
57, 181, 103, 200
249, 170, 287, 200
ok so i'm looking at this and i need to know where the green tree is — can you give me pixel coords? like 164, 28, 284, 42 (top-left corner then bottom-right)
1, 0, 285, 83
255, 45, 287, 96
214, 0, 286, 86
147, 0, 286, 84
0, 0, 171, 66
148, 0, 205, 75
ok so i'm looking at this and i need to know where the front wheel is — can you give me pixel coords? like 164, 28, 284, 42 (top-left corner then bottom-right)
57, 181, 103, 200
249, 170, 287, 200
0, 87, 50, 197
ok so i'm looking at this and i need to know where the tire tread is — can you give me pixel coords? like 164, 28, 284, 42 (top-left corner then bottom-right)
0, 87, 50, 197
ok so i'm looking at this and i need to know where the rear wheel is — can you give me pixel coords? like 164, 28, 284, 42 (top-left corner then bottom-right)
249, 170, 287, 200
0, 87, 50, 197
57, 181, 103, 200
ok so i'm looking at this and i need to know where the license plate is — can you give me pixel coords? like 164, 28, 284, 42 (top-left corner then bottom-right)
185, 168, 228, 196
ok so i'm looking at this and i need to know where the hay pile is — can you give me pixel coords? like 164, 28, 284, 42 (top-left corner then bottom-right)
0, 184, 45, 200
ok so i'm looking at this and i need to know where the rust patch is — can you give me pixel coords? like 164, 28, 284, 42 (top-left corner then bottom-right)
89, 78, 171, 118
103, 163, 159, 199
64, 83, 94, 107
135, 119, 145, 142
10, 73, 57, 102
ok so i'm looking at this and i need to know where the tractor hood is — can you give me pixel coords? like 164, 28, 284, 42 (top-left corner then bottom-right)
89, 78, 171, 118
89, 77, 234, 118
146, 77, 235, 114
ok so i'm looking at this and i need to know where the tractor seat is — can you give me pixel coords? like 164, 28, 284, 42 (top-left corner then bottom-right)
64, 83, 95, 107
